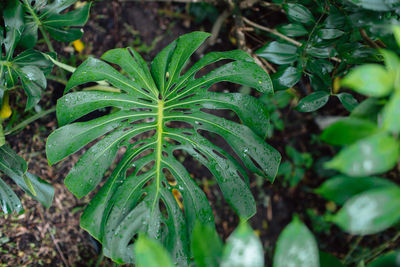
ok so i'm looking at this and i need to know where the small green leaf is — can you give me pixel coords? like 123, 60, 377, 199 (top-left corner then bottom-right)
333, 186, 400, 235
272, 66, 301, 89
296, 91, 330, 112
367, 251, 400, 267
350, 98, 383, 121
394, 26, 400, 47
278, 24, 308, 37
221, 223, 264, 267
20, 1, 92, 47
284, 4, 315, 25
321, 117, 378, 146
342, 65, 394, 97
319, 251, 345, 267
348, 0, 398, 11
336, 93, 358, 112
306, 47, 337, 58
318, 29, 345, 40
273, 217, 319, 267
315, 175, 396, 205
256, 41, 298, 65
382, 91, 400, 134
0, 178, 22, 214
191, 223, 223, 267
325, 133, 400, 177
134, 235, 174, 267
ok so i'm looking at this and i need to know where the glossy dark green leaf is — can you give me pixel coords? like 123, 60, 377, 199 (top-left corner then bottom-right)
0, 178, 23, 214
0, 145, 27, 179
221, 223, 263, 267
256, 41, 298, 65
318, 29, 345, 40
272, 66, 301, 89
315, 175, 396, 205
333, 186, 400, 235
284, 4, 315, 25
306, 47, 337, 58
192, 223, 223, 267
134, 235, 174, 267
367, 251, 400, 267
382, 91, 400, 134
296, 91, 330, 112
325, 133, 400, 177
348, 0, 399, 11
350, 98, 383, 121
20, 0, 92, 47
0, 4, 53, 109
319, 251, 345, 267
336, 93, 358, 112
273, 217, 319, 267
0, 145, 53, 212
46, 32, 280, 264
321, 117, 378, 146
278, 24, 308, 37
342, 64, 394, 97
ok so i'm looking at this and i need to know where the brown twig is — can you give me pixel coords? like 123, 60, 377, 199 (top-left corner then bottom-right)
359, 28, 384, 49
242, 17, 342, 63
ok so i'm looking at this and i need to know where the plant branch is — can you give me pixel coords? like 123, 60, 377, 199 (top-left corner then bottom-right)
4, 107, 56, 136
242, 17, 342, 63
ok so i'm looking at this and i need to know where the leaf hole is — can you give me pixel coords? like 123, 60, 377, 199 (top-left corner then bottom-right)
159, 199, 169, 219
177, 93, 196, 101
162, 168, 176, 186
212, 149, 227, 159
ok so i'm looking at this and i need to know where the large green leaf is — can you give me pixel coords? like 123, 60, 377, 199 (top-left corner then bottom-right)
191, 223, 223, 267
19, 0, 92, 47
332, 186, 400, 235
256, 41, 298, 65
273, 217, 319, 267
46, 32, 280, 264
134, 235, 174, 267
348, 0, 400, 11
315, 175, 396, 205
0, 145, 54, 213
0, 1, 54, 109
221, 223, 264, 267
367, 251, 400, 267
341, 64, 394, 97
321, 117, 378, 146
325, 133, 400, 177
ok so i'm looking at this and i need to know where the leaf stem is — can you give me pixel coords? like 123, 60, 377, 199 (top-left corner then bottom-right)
39, 26, 55, 53
4, 107, 56, 136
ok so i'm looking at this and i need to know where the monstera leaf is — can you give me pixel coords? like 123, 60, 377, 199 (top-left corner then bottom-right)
19, 0, 92, 48
0, 145, 54, 214
0, 0, 54, 109
46, 32, 280, 264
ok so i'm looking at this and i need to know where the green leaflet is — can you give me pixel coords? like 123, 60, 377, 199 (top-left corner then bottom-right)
333, 186, 400, 235
0, 145, 54, 213
0, 1, 54, 110
19, 0, 92, 47
273, 217, 319, 267
46, 32, 280, 264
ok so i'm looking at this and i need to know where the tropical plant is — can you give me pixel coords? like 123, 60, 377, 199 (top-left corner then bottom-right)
0, 0, 91, 214
255, 0, 400, 112
316, 26, 400, 236
46, 31, 281, 264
